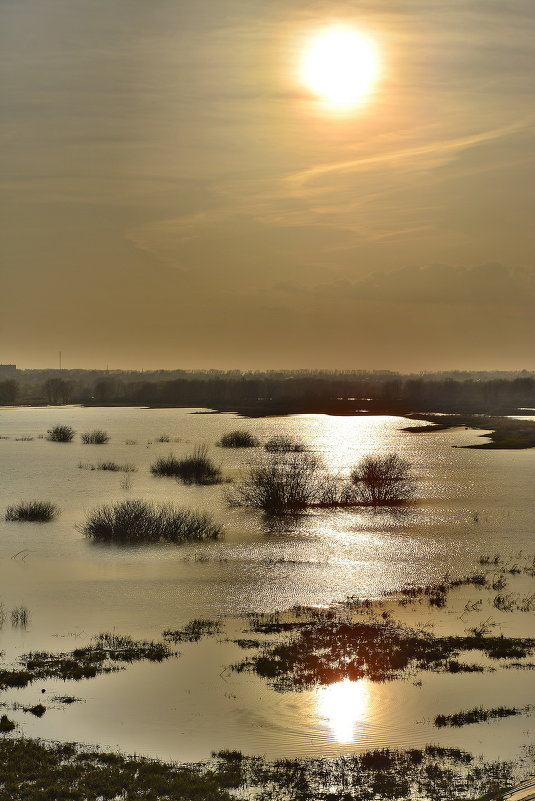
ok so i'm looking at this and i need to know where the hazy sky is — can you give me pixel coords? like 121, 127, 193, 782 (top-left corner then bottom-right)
2, 0, 534, 370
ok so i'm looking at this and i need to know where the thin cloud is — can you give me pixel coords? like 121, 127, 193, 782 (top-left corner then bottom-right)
286, 117, 534, 194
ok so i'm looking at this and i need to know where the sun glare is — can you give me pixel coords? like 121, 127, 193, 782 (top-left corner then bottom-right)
301, 27, 379, 110
317, 679, 370, 743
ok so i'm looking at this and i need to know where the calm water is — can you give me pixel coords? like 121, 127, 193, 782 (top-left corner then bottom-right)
0, 407, 534, 763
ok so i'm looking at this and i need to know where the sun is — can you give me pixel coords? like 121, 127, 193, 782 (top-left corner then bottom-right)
301, 26, 379, 110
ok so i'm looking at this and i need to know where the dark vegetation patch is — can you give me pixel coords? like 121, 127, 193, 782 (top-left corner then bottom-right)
151, 446, 222, 484
0, 739, 233, 801
0, 715, 15, 733
232, 608, 535, 690
0, 634, 173, 690
81, 499, 222, 544
0, 738, 523, 801
163, 619, 222, 643
46, 425, 75, 443
212, 746, 518, 801
80, 430, 109, 444
25, 704, 46, 718
404, 414, 535, 449
217, 430, 260, 448
434, 705, 530, 728
5, 501, 59, 522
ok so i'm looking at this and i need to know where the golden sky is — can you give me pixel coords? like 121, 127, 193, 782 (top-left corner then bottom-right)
1, 0, 534, 370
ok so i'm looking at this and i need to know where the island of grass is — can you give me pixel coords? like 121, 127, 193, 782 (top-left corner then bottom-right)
0, 633, 174, 689
81, 499, 222, 543
403, 414, 535, 449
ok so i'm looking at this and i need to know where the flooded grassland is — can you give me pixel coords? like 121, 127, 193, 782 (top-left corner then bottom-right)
0, 407, 534, 799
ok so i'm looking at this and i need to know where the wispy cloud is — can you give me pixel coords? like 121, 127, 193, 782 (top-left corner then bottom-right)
286, 117, 534, 195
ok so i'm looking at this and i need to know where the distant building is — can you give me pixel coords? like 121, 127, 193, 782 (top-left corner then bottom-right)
0, 364, 17, 378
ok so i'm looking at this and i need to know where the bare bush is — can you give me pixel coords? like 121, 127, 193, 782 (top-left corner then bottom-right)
264, 435, 306, 453
350, 453, 416, 506
46, 425, 75, 442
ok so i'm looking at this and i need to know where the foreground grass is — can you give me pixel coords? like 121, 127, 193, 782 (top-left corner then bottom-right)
0, 738, 522, 801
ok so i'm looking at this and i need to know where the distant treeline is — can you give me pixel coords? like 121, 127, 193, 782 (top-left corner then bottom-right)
1, 369, 534, 415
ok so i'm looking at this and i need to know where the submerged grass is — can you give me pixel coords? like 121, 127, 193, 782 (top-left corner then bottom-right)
81, 499, 222, 543
5, 501, 59, 522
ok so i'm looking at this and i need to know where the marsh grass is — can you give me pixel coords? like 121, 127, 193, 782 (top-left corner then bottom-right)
81, 429, 110, 444
14, 436, 33, 441
151, 446, 222, 484
0, 738, 520, 801
46, 425, 75, 442
81, 499, 222, 544
217, 430, 260, 448
5, 500, 59, 522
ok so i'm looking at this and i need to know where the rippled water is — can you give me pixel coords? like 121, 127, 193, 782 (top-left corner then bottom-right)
0, 406, 534, 763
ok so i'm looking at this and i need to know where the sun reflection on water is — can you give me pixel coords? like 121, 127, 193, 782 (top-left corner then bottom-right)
316, 679, 370, 744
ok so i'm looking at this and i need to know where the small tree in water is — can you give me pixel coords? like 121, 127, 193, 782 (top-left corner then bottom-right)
350, 453, 416, 506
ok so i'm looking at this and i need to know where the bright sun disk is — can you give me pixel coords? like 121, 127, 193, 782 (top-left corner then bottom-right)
302, 27, 379, 109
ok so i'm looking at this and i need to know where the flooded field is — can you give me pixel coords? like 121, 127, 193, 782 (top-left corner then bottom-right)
0, 406, 534, 775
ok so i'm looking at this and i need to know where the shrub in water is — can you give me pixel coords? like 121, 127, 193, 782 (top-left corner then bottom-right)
82, 499, 222, 544
229, 453, 324, 513
46, 425, 75, 442
81, 430, 109, 444
264, 435, 306, 453
5, 501, 59, 522
350, 452, 416, 506
217, 430, 259, 448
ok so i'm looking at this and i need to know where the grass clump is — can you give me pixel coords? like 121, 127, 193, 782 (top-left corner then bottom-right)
264, 435, 306, 453
217, 430, 260, 448
81, 499, 222, 544
152, 446, 222, 485
46, 425, 75, 442
5, 501, 59, 522
11, 607, 30, 628
81, 429, 110, 444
